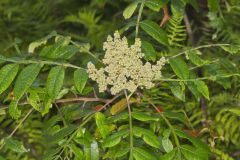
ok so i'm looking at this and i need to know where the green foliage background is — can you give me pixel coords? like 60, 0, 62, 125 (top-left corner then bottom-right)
0, 0, 239, 159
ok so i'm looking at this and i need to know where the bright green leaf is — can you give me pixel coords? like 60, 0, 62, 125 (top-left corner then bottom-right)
69, 143, 84, 159
145, 0, 169, 12
74, 69, 88, 94
123, 1, 139, 19
0, 64, 19, 95
132, 111, 159, 122
162, 137, 173, 153
46, 66, 65, 100
91, 141, 99, 160
5, 138, 28, 153
9, 100, 21, 119
133, 147, 157, 160
95, 112, 110, 138
194, 80, 210, 100
13, 64, 42, 100
169, 81, 185, 101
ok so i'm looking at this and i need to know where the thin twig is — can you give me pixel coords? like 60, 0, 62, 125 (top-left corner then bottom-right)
0, 57, 85, 70
169, 43, 230, 59
8, 108, 34, 137
0, 97, 111, 110
124, 90, 134, 160
0, 108, 34, 151
135, 0, 145, 38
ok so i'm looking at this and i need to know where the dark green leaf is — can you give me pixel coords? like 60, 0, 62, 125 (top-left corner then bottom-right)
102, 129, 129, 148
140, 20, 168, 46
186, 50, 207, 66
142, 41, 157, 61
133, 127, 160, 148
169, 57, 189, 79
208, 0, 219, 12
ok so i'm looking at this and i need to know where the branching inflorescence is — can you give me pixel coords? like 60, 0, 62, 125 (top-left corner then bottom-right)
87, 31, 166, 95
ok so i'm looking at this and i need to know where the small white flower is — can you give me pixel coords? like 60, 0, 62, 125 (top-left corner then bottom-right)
87, 31, 166, 95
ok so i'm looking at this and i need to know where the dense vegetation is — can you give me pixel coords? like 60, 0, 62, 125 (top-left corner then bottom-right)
0, 0, 239, 159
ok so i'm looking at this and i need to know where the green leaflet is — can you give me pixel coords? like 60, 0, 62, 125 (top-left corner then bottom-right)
169, 81, 185, 101
74, 68, 88, 94
102, 129, 129, 148
4, 138, 28, 153
140, 20, 168, 46
169, 57, 189, 79
46, 66, 65, 100
159, 149, 176, 160
123, 1, 139, 19
186, 50, 207, 66
47, 125, 77, 144
0, 64, 19, 95
69, 144, 84, 159
13, 64, 42, 100
9, 100, 21, 119
145, 0, 169, 12
40, 38, 78, 60
42, 148, 61, 160
133, 147, 157, 160
180, 145, 208, 160
194, 80, 210, 100
175, 129, 210, 154
142, 41, 157, 61
28, 31, 57, 53
90, 141, 99, 160
95, 112, 110, 138
0, 54, 6, 64
133, 127, 160, 148
132, 111, 159, 122
162, 137, 173, 153
28, 89, 42, 112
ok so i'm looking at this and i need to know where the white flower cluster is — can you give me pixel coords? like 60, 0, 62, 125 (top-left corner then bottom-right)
87, 31, 166, 95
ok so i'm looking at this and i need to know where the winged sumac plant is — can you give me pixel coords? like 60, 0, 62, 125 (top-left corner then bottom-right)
0, 0, 239, 160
